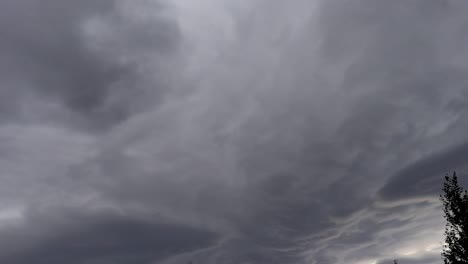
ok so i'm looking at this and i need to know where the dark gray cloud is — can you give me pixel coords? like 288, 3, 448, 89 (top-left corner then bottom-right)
379, 142, 468, 203
1, 0, 468, 264
0, 0, 180, 130
0, 207, 218, 264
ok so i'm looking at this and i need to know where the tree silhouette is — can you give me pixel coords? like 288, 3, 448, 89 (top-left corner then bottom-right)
440, 172, 468, 264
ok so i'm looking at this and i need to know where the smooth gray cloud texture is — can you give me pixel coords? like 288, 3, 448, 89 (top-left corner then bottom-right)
0, 0, 467, 263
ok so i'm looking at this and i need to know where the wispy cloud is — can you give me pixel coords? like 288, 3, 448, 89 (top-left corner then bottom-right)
0, 0, 465, 263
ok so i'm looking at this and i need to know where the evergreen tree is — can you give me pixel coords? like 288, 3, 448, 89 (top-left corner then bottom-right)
440, 172, 468, 264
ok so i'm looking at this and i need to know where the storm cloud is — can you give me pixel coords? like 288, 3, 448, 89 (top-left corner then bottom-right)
0, 0, 467, 263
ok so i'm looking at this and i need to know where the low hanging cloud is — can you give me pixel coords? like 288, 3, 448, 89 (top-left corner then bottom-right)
0, 207, 218, 264
0, 0, 467, 263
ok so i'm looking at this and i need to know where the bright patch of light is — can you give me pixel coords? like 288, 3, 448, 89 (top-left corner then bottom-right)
395, 240, 443, 257
0, 206, 24, 223
425, 243, 442, 253
355, 259, 377, 264
397, 247, 419, 256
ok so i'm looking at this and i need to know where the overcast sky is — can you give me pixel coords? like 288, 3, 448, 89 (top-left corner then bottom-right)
0, 0, 467, 263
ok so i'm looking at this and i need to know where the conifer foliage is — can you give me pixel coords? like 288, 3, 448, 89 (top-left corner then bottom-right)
440, 172, 468, 264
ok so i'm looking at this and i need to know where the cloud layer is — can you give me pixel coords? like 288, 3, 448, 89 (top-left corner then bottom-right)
1, 0, 467, 263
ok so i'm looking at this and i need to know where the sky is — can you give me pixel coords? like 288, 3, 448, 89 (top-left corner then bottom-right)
0, 0, 467, 263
